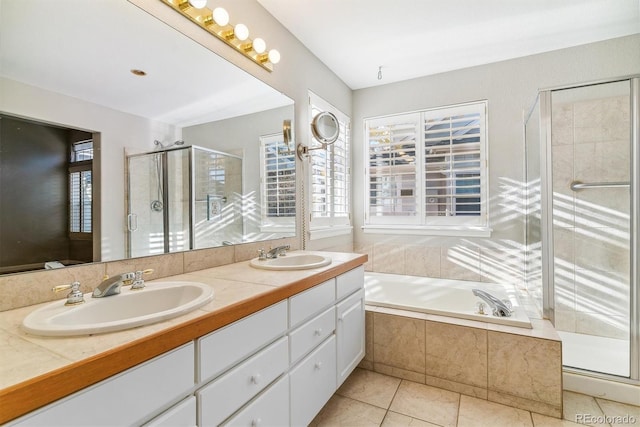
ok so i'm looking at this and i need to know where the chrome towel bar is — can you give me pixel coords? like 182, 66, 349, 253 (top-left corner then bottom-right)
570, 181, 630, 191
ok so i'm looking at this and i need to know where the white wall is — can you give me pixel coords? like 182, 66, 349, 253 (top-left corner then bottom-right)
0, 77, 178, 261
351, 34, 640, 284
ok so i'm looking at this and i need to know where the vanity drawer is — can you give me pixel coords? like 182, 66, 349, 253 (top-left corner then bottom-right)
222, 375, 289, 427
197, 337, 289, 427
197, 300, 287, 382
336, 266, 364, 300
289, 335, 337, 427
11, 343, 195, 427
143, 396, 196, 427
289, 306, 335, 364
289, 278, 335, 327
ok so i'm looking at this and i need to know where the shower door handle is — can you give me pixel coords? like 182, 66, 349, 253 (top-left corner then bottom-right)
127, 213, 138, 232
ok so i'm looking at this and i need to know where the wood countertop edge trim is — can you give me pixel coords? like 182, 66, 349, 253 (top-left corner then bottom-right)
0, 256, 366, 424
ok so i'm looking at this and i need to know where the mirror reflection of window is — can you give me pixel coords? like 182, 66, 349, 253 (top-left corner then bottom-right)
69, 139, 93, 237
260, 134, 296, 232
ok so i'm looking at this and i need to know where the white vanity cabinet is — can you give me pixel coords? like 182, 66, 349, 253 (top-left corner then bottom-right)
10, 343, 195, 427
9, 263, 366, 427
336, 288, 365, 386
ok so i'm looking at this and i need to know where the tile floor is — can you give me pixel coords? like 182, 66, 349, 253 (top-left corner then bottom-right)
310, 368, 640, 427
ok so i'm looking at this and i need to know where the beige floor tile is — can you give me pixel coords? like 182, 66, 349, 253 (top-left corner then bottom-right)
389, 380, 460, 427
457, 395, 533, 427
381, 411, 440, 426
595, 398, 640, 427
337, 368, 402, 409
309, 395, 387, 427
563, 391, 608, 426
532, 413, 582, 426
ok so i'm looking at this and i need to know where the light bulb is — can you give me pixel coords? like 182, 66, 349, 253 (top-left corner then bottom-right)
188, 0, 207, 9
234, 24, 249, 41
212, 7, 229, 26
268, 49, 280, 64
252, 38, 266, 54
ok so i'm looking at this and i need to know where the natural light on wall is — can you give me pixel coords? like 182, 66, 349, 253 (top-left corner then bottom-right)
160, 0, 281, 71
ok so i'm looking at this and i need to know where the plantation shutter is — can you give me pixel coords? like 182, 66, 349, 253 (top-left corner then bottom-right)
423, 103, 484, 220
366, 113, 421, 224
309, 93, 351, 229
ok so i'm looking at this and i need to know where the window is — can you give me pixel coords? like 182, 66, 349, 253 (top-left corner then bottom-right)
260, 133, 296, 230
364, 101, 489, 236
69, 139, 93, 238
309, 92, 351, 239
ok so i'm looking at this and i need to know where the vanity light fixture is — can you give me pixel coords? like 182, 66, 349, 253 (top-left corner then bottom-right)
161, 0, 281, 71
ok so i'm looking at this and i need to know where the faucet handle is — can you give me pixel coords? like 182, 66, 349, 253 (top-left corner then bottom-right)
257, 249, 266, 260
52, 281, 85, 306
131, 269, 154, 290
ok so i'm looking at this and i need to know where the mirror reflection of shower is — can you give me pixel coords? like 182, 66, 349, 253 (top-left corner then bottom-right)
126, 145, 243, 258
151, 140, 185, 212
153, 139, 185, 150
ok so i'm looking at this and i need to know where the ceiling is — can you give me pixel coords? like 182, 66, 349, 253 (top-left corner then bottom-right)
257, 0, 640, 90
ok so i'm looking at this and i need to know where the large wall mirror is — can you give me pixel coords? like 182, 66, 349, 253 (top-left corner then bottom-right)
0, 0, 295, 275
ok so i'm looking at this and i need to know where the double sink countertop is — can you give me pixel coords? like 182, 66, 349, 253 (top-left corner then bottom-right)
0, 251, 367, 424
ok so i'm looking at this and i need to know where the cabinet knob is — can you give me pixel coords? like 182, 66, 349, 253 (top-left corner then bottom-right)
251, 418, 262, 427
314, 328, 323, 336
314, 361, 323, 370
250, 374, 261, 385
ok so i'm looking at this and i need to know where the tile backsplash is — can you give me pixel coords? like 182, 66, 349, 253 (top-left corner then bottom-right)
0, 237, 298, 312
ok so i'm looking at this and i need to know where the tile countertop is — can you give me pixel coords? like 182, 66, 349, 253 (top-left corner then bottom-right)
0, 251, 367, 424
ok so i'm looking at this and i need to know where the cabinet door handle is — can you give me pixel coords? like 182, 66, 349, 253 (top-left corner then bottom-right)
314, 361, 323, 370
314, 328, 323, 336
250, 374, 261, 385
251, 418, 262, 427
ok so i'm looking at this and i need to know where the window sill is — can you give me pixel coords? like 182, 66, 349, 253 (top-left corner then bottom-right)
361, 225, 492, 238
310, 225, 353, 240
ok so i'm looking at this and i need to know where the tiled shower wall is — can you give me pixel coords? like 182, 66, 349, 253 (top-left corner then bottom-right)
551, 93, 630, 340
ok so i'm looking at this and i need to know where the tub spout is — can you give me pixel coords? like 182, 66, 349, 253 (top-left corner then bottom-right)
472, 289, 512, 317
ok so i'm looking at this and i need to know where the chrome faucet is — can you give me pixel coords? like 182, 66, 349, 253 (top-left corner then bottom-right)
93, 272, 136, 298
266, 245, 290, 258
472, 289, 512, 317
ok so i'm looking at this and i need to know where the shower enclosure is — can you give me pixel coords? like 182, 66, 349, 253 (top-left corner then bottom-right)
525, 77, 639, 387
126, 146, 243, 258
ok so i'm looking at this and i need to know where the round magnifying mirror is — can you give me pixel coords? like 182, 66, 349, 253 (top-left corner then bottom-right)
311, 111, 340, 145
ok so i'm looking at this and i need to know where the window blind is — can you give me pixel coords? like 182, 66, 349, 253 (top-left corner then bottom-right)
424, 104, 483, 217
69, 169, 92, 233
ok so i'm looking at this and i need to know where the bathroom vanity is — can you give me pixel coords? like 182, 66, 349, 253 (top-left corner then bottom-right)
0, 251, 367, 426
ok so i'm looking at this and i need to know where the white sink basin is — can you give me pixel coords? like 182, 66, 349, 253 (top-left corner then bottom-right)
22, 281, 214, 337
249, 254, 332, 270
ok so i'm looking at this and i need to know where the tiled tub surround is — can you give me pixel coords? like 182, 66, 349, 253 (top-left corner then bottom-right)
359, 306, 563, 418
0, 247, 365, 424
364, 272, 533, 328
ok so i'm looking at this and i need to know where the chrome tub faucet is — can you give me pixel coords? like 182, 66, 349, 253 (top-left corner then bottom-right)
472, 289, 513, 317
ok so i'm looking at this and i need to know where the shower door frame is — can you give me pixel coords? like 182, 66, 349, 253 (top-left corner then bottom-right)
539, 75, 640, 383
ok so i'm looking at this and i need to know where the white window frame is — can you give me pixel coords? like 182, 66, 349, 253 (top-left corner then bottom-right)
308, 92, 352, 240
259, 133, 296, 233
363, 100, 491, 237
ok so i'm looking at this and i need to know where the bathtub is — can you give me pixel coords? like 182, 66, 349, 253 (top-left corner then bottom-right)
364, 272, 532, 328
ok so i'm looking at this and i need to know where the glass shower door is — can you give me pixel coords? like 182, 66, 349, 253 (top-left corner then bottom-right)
127, 149, 191, 257
547, 80, 632, 377
127, 153, 166, 258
